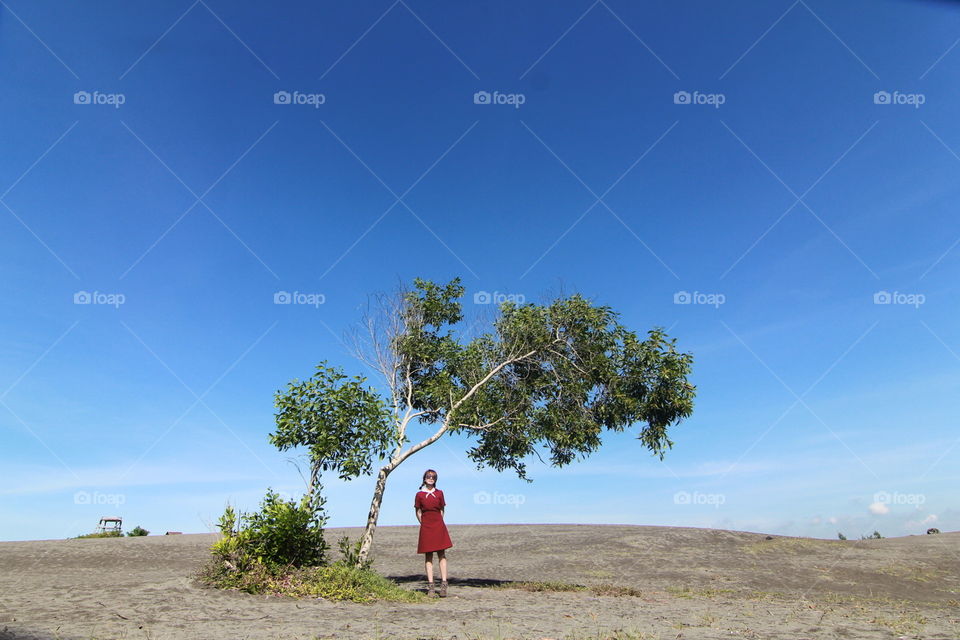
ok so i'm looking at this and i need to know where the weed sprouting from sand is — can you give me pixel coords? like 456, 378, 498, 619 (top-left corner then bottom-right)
487, 580, 646, 598
876, 562, 946, 583
870, 611, 928, 635
666, 585, 736, 599
493, 580, 588, 593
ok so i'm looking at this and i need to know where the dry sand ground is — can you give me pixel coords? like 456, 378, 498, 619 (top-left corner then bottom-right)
0, 524, 958, 640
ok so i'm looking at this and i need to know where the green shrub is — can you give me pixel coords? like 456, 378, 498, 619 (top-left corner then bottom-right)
210, 488, 329, 572
126, 526, 149, 537
198, 490, 417, 603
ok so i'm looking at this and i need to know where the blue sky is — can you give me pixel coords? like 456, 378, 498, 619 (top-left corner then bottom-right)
1, 0, 958, 542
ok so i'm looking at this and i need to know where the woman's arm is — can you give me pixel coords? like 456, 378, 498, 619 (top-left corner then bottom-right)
415, 507, 422, 524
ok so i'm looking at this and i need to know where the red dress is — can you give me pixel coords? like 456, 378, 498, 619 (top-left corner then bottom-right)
415, 489, 453, 553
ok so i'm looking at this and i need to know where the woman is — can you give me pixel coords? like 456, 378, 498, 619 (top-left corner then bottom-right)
414, 468, 453, 597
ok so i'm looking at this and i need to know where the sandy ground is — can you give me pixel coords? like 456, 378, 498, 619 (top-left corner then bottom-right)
0, 524, 958, 639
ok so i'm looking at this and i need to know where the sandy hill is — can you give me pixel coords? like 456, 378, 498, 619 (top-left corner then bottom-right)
0, 524, 957, 639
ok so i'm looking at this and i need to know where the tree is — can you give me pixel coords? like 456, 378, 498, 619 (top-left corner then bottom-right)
272, 278, 696, 566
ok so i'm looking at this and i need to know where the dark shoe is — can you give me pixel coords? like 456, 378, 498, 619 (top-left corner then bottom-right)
426, 582, 437, 597
439, 580, 448, 597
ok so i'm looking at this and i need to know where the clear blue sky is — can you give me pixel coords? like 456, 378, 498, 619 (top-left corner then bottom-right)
1, 0, 958, 542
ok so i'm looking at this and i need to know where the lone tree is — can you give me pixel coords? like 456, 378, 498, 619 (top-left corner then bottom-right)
271, 278, 695, 566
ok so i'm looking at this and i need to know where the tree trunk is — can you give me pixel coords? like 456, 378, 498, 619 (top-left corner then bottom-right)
356, 463, 393, 566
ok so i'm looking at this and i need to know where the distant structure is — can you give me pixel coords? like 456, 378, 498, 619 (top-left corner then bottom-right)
95, 517, 122, 534
165, 531, 182, 535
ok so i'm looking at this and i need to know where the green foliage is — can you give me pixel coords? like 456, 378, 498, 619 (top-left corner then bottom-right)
337, 535, 372, 571
838, 532, 847, 540
395, 278, 696, 479
271, 364, 393, 480
201, 502, 415, 603
211, 489, 328, 571
75, 530, 122, 539
198, 558, 423, 603
273, 278, 695, 484
862, 531, 883, 540
126, 525, 149, 537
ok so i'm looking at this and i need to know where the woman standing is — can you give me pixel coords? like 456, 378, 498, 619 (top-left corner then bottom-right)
414, 468, 453, 597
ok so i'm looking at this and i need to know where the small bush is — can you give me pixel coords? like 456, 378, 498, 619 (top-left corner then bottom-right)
862, 530, 883, 540
126, 526, 149, 537
212, 489, 329, 571
837, 532, 847, 540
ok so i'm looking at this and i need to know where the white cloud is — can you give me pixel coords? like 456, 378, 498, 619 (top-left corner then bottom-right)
869, 501, 890, 515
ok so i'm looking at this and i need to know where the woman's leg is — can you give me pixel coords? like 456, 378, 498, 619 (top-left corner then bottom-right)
424, 551, 434, 583
437, 549, 448, 582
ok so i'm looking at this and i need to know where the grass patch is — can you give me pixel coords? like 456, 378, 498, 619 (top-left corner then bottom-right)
493, 580, 588, 593
870, 612, 928, 635
198, 559, 424, 603
491, 580, 645, 598
876, 563, 946, 583
74, 531, 122, 539
667, 585, 737, 599
743, 537, 845, 555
